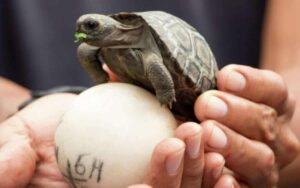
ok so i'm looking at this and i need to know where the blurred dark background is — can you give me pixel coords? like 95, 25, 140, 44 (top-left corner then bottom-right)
0, 0, 266, 90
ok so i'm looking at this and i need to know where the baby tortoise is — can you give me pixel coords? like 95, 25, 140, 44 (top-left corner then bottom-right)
75, 11, 218, 120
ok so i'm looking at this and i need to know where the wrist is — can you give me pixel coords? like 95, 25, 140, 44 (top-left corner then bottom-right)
0, 77, 31, 122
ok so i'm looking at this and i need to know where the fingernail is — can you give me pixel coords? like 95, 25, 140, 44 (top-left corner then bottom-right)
165, 141, 184, 175
213, 163, 224, 179
187, 126, 202, 159
225, 71, 246, 91
206, 123, 227, 149
166, 145, 184, 175
206, 96, 228, 118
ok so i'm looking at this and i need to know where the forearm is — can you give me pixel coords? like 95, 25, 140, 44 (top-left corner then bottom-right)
0, 77, 31, 122
261, 0, 300, 72
260, 0, 300, 187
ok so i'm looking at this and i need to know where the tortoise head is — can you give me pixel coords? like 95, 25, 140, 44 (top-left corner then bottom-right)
75, 14, 144, 47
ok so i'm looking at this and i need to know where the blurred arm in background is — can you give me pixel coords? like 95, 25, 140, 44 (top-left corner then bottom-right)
0, 77, 30, 122
261, 0, 300, 187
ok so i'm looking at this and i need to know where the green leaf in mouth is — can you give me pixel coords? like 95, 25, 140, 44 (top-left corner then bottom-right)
74, 32, 88, 42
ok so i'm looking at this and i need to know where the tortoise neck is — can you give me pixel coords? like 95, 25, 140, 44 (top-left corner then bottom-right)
86, 23, 150, 49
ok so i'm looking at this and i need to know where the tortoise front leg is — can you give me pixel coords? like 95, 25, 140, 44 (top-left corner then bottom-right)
77, 43, 109, 84
144, 53, 176, 108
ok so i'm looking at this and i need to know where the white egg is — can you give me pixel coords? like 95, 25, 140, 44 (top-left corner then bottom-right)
55, 83, 177, 188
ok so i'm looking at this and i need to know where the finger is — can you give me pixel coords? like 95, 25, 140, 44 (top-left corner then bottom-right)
144, 138, 185, 188
202, 121, 278, 187
174, 122, 204, 188
195, 91, 300, 167
103, 64, 120, 82
214, 174, 248, 188
217, 64, 293, 116
195, 90, 279, 142
202, 153, 225, 188
127, 184, 152, 188
274, 125, 300, 167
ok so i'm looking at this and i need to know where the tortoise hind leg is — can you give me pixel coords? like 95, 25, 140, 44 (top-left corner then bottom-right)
172, 89, 198, 121
77, 43, 109, 84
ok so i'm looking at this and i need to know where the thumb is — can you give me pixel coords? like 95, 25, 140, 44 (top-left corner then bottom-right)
0, 117, 37, 187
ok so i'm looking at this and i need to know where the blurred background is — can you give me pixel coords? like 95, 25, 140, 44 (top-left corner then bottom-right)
0, 0, 266, 90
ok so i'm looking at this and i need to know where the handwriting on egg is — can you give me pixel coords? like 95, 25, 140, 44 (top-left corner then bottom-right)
56, 147, 104, 188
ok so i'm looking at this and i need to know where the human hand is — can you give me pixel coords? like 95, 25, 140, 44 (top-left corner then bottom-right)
105, 64, 243, 188
270, 66, 300, 187
127, 122, 242, 188
0, 93, 77, 188
194, 64, 300, 187
105, 64, 244, 188
0, 89, 232, 188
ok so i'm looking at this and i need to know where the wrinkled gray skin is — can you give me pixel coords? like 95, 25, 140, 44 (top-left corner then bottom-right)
76, 11, 218, 120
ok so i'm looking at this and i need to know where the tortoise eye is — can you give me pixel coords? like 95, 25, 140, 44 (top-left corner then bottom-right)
84, 19, 99, 30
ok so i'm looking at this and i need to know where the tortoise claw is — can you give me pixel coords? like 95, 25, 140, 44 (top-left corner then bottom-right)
157, 90, 176, 109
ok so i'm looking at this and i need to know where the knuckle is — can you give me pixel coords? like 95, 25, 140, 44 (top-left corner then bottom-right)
259, 104, 278, 142
252, 145, 278, 187
289, 138, 300, 157
254, 170, 279, 188
284, 130, 300, 162
262, 146, 276, 171
183, 163, 204, 179
269, 170, 279, 187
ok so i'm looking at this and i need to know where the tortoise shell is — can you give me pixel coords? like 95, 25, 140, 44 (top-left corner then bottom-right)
111, 11, 218, 120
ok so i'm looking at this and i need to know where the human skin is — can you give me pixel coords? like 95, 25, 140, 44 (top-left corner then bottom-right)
134, 0, 300, 188
0, 60, 298, 188
0, 92, 227, 188
260, 0, 300, 187
0, 77, 31, 121
1, 1, 300, 187
107, 62, 300, 188
0, 93, 77, 188
195, 65, 299, 187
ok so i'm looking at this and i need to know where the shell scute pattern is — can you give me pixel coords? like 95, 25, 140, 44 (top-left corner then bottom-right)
137, 11, 217, 92
108, 11, 218, 120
